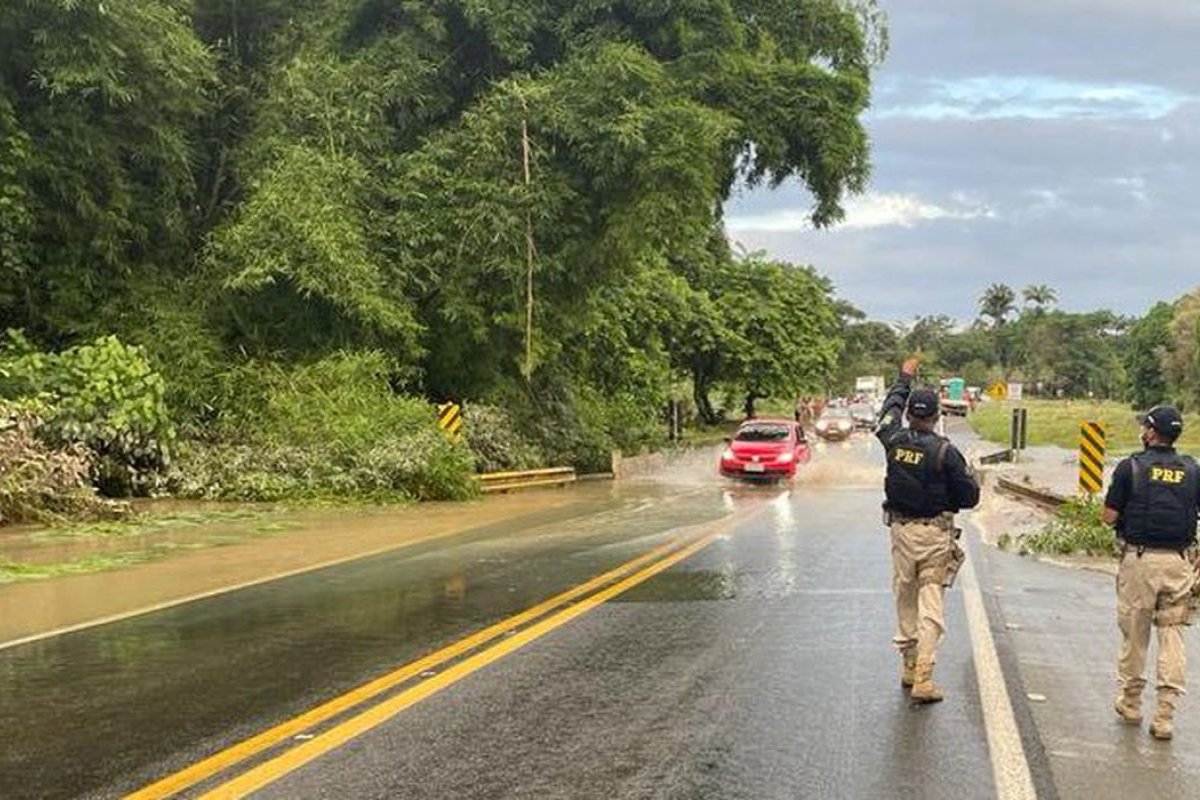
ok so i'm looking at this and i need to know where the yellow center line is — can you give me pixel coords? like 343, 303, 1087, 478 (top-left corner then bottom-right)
126, 518, 729, 799
197, 522, 735, 799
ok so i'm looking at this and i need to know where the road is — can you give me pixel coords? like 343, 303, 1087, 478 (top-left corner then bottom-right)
2, 427, 1200, 798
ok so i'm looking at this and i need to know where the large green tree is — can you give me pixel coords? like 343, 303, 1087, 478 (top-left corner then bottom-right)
0, 0, 214, 342
1123, 302, 1174, 408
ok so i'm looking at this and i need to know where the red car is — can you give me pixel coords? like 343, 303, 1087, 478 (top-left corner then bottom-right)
719, 419, 812, 480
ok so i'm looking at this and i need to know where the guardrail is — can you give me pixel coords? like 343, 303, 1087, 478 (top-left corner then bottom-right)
979, 449, 1014, 465
994, 476, 1070, 512
479, 467, 577, 494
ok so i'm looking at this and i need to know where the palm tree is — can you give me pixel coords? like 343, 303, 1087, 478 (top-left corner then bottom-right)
1022, 284, 1057, 314
979, 283, 1017, 328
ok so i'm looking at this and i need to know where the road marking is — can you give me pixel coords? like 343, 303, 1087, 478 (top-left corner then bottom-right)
127, 513, 742, 799
961, 547, 1038, 800
195, 524, 733, 799
0, 536, 478, 653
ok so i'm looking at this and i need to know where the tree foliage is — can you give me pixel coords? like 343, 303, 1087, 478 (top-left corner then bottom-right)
0, 0, 882, 503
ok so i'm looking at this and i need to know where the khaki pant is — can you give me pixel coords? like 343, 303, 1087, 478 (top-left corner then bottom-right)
891, 517, 955, 662
1117, 549, 1195, 699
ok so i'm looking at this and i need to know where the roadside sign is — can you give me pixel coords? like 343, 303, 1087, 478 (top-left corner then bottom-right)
1078, 421, 1106, 495
1008, 382, 1023, 401
987, 381, 1007, 401
437, 402, 463, 441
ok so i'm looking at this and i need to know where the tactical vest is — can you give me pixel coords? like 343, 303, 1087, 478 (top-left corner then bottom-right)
884, 431, 951, 518
1121, 449, 1199, 549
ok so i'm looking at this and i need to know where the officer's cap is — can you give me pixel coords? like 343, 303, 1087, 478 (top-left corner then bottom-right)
907, 389, 940, 419
1139, 405, 1184, 438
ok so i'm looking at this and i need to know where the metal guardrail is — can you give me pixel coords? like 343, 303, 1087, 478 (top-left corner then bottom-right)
479, 467, 577, 494
994, 477, 1070, 512
979, 449, 1014, 465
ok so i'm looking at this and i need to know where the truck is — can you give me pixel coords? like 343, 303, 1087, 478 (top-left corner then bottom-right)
940, 377, 971, 416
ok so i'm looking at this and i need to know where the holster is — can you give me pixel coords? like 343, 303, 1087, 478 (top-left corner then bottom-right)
943, 527, 965, 589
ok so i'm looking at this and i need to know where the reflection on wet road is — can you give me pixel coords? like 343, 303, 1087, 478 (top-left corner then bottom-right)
1, 435, 949, 799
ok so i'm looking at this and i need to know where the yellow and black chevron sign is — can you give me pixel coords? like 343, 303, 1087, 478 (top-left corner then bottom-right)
1078, 421, 1106, 495
437, 402, 463, 441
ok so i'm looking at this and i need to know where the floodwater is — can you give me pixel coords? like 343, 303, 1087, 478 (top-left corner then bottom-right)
0, 433, 888, 798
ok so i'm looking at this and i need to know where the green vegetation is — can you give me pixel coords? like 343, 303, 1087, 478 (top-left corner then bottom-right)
1015, 498, 1118, 558
0, 0, 885, 521
970, 399, 1200, 455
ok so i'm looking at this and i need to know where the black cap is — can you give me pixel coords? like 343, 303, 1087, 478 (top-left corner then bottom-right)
907, 389, 940, 419
1140, 405, 1184, 438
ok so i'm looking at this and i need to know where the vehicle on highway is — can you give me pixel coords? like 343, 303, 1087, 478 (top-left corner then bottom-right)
719, 419, 811, 481
849, 403, 876, 430
814, 406, 856, 441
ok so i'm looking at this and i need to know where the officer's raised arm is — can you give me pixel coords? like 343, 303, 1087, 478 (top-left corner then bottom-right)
875, 356, 920, 445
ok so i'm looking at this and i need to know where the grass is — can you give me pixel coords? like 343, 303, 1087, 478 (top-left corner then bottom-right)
970, 399, 1200, 455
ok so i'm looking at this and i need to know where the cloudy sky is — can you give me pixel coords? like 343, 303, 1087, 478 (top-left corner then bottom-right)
723, 0, 1200, 324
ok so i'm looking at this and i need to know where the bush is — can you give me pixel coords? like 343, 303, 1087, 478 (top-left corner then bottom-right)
172, 352, 479, 501
511, 385, 664, 473
462, 404, 545, 473
0, 400, 125, 525
1021, 498, 1118, 557
0, 331, 175, 496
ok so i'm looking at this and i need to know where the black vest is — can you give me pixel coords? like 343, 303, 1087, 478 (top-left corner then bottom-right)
1122, 449, 1199, 549
884, 430, 950, 518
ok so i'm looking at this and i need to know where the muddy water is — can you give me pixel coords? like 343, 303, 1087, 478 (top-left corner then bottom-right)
0, 435, 892, 798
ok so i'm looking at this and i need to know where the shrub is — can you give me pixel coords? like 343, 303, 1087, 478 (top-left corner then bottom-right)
1021, 498, 1118, 557
0, 400, 125, 525
172, 352, 479, 501
462, 404, 545, 473
0, 331, 175, 496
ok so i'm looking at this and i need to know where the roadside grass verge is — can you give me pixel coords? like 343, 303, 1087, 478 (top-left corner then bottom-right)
970, 399, 1200, 455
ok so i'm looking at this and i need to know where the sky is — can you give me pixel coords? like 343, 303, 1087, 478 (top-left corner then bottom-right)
723, 0, 1200, 325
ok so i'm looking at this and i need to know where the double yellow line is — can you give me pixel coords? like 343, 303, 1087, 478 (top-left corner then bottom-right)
129, 514, 740, 799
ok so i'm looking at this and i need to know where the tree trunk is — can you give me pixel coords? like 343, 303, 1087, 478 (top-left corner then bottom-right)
692, 367, 717, 425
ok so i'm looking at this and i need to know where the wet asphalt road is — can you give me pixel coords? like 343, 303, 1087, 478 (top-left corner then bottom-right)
6, 428, 1200, 798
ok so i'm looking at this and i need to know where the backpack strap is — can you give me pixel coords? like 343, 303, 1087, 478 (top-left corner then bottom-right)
934, 439, 950, 475
1130, 453, 1146, 494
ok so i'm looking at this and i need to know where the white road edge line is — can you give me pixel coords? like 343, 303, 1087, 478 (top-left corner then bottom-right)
0, 539, 429, 653
961, 547, 1039, 800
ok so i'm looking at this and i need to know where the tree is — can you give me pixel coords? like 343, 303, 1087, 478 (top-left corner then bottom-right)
979, 284, 1017, 328
1123, 302, 1174, 408
0, 0, 214, 343
1022, 284, 1057, 315
684, 253, 842, 422
903, 315, 955, 353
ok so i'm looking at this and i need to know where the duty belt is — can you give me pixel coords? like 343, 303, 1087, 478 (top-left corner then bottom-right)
888, 511, 953, 527
1120, 541, 1190, 558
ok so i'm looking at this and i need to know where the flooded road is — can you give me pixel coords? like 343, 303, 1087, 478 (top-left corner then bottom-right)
0, 432, 1073, 798
0, 447, 777, 798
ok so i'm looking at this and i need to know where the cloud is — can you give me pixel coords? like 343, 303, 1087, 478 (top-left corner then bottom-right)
723, 0, 1200, 324
725, 192, 994, 233
877, 76, 1192, 121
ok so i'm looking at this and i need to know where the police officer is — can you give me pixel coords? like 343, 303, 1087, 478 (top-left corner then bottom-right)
1104, 405, 1200, 740
876, 357, 980, 703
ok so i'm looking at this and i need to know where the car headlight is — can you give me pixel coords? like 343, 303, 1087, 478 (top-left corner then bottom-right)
776, 451, 794, 463
722, 448, 735, 460
815, 421, 829, 430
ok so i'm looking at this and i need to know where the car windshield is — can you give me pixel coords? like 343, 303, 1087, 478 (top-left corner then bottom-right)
822, 408, 852, 419
735, 423, 790, 442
